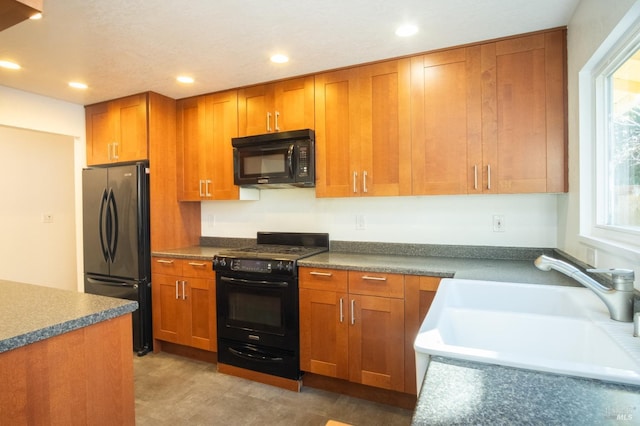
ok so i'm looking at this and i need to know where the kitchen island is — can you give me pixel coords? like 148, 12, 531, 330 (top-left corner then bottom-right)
0, 279, 138, 424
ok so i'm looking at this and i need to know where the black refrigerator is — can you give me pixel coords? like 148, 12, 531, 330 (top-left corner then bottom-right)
82, 161, 152, 356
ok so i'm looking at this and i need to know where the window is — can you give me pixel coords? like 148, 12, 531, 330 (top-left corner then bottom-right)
582, 7, 640, 260
605, 48, 640, 230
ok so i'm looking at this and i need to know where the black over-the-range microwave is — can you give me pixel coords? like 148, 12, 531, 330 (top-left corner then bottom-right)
232, 129, 315, 188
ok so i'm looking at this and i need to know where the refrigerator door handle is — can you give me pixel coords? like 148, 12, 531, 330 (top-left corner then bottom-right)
98, 188, 109, 262
106, 188, 119, 262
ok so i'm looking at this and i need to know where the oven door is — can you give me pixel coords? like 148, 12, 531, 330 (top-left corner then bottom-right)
216, 272, 299, 351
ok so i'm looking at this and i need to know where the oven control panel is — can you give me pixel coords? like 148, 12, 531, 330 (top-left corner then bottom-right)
213, 256, 295, 275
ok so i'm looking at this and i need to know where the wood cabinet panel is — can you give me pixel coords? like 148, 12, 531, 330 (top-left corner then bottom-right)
299, 288, 349, 379
349, 294, 405, 392
238, 76, 314, 136
299, 267, 405, 392
85, 93, 148, 165
151, 257, 216, 352
411, 47, 482, 195
404, 275, 441, 394
176, 91, 239, 201
315, 59, 411, 197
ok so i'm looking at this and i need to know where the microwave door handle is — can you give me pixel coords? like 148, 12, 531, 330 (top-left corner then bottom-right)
287, 144, 295, 178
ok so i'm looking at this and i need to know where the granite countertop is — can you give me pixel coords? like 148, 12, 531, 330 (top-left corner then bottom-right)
0, 279, 138, 353
413, 356, 640, 426
153, 242, 579, 286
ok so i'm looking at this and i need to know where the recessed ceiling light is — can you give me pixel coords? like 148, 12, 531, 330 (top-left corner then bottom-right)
395, 24, 419, 37
270, 54, 289, 64
29, 13, 42, 20
177, 75, 194, 84
0, 60, 20, 70
69, 81, 88, 89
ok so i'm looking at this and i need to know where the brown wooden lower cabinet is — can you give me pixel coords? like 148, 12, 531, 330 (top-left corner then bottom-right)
151, 257, 217, 352
299, 267, 413, 393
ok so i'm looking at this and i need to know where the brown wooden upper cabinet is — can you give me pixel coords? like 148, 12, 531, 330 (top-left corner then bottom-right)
176, 91, 240, 201
411, 28, 567, 194
237, 76, 314, 136
315, 59, 412, 197
0, 0, 43, 32
85, 93, 149, 166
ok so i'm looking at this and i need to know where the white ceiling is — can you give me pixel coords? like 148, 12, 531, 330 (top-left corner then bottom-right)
0, 0, 580, 106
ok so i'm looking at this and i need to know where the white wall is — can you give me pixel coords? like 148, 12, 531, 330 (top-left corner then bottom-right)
202, 190, 559, 247
558, 0, 639, 270
0, 126, 77, 290
0, 86, 86, 290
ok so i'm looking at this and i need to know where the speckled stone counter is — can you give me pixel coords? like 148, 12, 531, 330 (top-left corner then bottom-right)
412, 357, 640, 426
298, 252, 579, 286
152, 245, 229, 260
0, 279, 138, 353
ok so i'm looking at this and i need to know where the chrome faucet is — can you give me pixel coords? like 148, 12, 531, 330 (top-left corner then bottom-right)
534, 255, 635, 322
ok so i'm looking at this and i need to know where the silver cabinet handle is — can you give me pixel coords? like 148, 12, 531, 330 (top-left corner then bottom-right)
351, 299, 355, 325
199, 179, 205, 197
363, 170, 368, 193
175, 280, 180, 299
266, 112, 272, 132
188, 262, 206, 267
182, 280, 187, 300
205, 179, 211, 197
113, 142, 119, 160
156, 259, 174, 264
275, 111, 280, 131
339, 298, 344, 323
362, 275, 387, 281
309, 271, 333, 277
474, 165, 478, 190
487, 164, 491, 190
353, 171, 358, 193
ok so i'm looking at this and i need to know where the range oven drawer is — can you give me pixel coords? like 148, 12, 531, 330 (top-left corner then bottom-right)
218, 339, 301, 380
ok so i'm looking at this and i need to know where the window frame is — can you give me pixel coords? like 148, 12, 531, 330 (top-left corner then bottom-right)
580, 6, 640, 263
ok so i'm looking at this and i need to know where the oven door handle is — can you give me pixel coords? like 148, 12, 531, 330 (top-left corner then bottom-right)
220, 276, 289, 288
228, 347, 284, 362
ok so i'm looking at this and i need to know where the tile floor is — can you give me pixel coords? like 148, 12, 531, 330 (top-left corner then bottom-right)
134, 352, 413, 426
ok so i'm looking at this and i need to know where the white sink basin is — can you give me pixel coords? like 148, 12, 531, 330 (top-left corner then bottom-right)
414, 279, 640, 393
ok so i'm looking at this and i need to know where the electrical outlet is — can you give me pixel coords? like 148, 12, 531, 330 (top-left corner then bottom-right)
492, 215, 505, 232
586, 247, 597, 266
356, 214, 366, 230
42, 213, 53, 223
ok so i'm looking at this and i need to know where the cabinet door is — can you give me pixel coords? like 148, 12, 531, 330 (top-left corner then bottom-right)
299, 288, 349, 379
176, 96, 208, 201
206, 91, 239, 200
314, 68, 360, 197
85, 101, 113, 165
113, 93, 148, 162
238, 84, 271, 136
357, 59, 412, 197
411, 48, 482, 195
272, 76, 315, 132
404, 275, 440, 394
151, 273, 182, 344
483, 30, 567, 193
348, 294, 405, 392
184, 277, 217, 351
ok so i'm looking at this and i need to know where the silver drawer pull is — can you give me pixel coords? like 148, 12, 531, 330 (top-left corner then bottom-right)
362, 275, 387, 281
156, 259, 174, 264
310, 271, 333, 277
188, 262, 206, 267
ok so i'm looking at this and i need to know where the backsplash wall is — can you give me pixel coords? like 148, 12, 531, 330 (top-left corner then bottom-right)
201, 189, 560, 248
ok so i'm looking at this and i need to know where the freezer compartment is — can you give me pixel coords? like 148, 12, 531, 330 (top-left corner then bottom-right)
84, 275, 152, 356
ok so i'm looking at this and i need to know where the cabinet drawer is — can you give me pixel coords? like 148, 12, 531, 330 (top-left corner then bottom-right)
299, 267, 348, 292
348, 271, 404, 299
152, 257, 182, 275
181, 259, 214, 279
